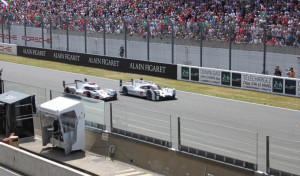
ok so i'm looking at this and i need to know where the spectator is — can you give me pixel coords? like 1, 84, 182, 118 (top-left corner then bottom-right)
119, 46, 124, 57
274, 66, 282, 76
1, 0, 299, 46
286, 67, 296, 78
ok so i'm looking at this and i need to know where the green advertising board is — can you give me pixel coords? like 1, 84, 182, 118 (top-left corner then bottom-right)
191, 68, 199, 81
272, 78, 283, 93
221, 71, 230, 85
285, 79, 296, 95
181, 67, 189, 80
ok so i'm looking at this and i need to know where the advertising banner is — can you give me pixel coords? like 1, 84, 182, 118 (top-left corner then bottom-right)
191, 68, 199, 81
221, 71, 230, 86
0, 43, 17, 55
199, 68, 221, 84
232, 73, 241, 87
17, 46, 177, 79
181, 67, 190, 80
272, 78, 284, 93
285, 79, 296, 95
242, 73, 272, 92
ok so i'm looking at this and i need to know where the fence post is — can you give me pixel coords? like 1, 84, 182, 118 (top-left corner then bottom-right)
229, 23, 232, 70
169, 115, 172, 148
200, 22, 203, 67
103, 19, 106, 55
49, 16, 52, 49
0, 69, 3, 94
256, 132, 258, 170
110, 103, 113, 132
24, 17, 27, 46
171, 21, 174, 64
8, 15, 10, 44
1, 13, 4, 43
84, 18, 87, 53
263, 24, 267, 74
147, 20, 150, 61
66, 18, 69, 51
42, 16, 44, 48
49, 90, 52, 100
178, 117, 181, 151
124, 19, 127, 58
266, 136, 270, 174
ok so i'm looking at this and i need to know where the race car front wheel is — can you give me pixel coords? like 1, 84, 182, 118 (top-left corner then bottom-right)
123, 87, 128, 95
87, 92, 91, 98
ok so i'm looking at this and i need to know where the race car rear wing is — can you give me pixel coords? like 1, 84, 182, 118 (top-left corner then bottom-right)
120, 78, 156, 87
63, 78, 88, 89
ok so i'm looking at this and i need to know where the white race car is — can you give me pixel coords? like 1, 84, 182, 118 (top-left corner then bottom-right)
63, 79, 117, 101
119, 78, 176, 101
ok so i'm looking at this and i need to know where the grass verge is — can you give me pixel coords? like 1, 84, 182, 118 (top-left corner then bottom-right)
0, 54, 299, 110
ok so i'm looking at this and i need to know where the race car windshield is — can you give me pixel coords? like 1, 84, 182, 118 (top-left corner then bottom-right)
151, 85, 161, 90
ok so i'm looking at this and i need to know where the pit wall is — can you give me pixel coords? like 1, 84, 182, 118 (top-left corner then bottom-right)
85, 130, 264, 176
0, 142, 90, 176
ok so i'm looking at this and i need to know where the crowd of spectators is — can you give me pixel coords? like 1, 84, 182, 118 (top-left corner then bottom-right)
2, 0, 300, 46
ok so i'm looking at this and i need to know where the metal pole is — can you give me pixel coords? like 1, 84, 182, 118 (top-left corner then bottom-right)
1, 14, 4, 43
178, 117, 181, 151
263, 25, 267, 74
110, 103, 113, 132
147, 20, 150, 61
200, 22, 203, 67
124, 19, 127, 58
266, 136, 270, 174
42, 16, 44, 48
256, 132, 258, 170
229, 24, 232, 70
49, 90, 52, 100
171, 22, 174, 64
84, 18, 87, 53
49, 16, 52, 49
24, 17, 26, 46
103, 19, 106, 55
66, 18, 69, 51
169, 115, 172, 148
7, 16, 10, 44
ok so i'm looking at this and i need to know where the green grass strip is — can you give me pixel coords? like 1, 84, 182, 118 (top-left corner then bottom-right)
0, 53, 299, 110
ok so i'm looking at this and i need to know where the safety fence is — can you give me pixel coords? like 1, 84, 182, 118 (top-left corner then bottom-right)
179, 117, 258, 170
268, 136, 300, 176
2, 79, 300, 175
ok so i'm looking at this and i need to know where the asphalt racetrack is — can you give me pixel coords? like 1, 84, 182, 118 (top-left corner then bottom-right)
1, 61, 300, 173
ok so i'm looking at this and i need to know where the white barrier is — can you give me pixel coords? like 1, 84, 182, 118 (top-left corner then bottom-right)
177, 64, 300, 98
0, 43, 17, 55
0, 142, 90, 176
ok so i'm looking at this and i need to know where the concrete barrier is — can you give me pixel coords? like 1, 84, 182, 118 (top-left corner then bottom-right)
0, 142, 90, 176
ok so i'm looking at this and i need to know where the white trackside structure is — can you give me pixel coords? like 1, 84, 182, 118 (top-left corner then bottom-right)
119, 78, 176, 101
63, 79, 117, 101
38, 97, 85, 155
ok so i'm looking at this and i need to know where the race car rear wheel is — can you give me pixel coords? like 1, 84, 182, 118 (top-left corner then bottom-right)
123, 87, 128, 95
146, 91, 152, 100
64, 87, 70, 93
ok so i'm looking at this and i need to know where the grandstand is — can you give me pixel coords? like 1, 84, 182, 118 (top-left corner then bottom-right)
1, 0, 299, 46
